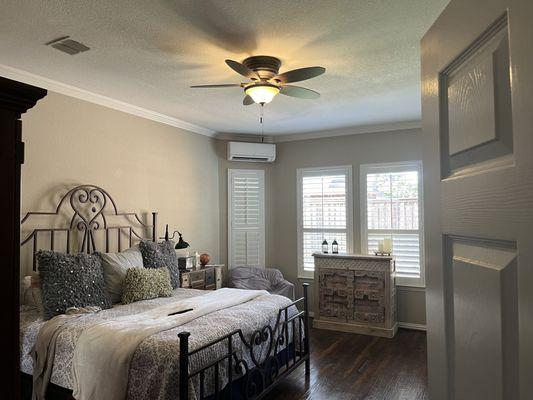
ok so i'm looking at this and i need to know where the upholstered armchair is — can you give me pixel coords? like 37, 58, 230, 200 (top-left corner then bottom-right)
229, 266, 295, 300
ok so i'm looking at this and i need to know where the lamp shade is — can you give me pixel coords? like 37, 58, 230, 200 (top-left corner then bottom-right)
245, 84, 280, 104
175, 232, 190, 249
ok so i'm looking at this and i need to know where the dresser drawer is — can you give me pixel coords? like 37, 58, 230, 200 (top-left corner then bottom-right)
215, 267, 223, 289
204, 269, 215, 286
352, 306, 385, 324
180, 272, 191, 288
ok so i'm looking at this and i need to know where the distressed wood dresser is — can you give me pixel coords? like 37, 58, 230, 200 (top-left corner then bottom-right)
312, 253, 397, 338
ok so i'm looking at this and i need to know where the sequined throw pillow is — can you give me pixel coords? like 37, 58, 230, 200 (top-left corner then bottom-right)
139, 240, 180, 288
121, 267, 173, 304
37, 251, 112, 320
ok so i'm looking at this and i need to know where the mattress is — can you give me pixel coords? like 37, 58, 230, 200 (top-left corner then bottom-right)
20, 288, 295, 400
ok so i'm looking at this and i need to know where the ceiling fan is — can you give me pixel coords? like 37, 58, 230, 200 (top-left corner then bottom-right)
191, 55, 325, 105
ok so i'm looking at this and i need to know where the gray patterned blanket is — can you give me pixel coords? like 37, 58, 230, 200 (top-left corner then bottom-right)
21, 288, 296, 400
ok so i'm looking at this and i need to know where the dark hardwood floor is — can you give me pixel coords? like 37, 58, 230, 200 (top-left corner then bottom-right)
269, 327, 428, 400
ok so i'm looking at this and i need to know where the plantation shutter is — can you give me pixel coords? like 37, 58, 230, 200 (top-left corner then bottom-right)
361, 163, 423, 282
297, 166, 353, 279
228, 169, 265, 268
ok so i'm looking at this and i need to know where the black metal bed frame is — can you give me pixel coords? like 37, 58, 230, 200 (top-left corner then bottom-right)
21, 184, 310, 399
20, 184, 157, 269
179, 283, 310, 400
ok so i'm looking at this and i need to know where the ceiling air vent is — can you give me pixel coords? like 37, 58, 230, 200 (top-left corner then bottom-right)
46, 36, 90, 55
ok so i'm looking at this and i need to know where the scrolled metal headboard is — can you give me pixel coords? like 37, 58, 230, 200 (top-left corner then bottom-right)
21, 184, 157, 270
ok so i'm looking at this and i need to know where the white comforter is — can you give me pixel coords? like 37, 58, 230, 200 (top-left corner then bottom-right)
72, 288, 268, 400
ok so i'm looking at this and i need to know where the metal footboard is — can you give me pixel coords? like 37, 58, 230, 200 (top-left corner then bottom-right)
178, 283, 310, 400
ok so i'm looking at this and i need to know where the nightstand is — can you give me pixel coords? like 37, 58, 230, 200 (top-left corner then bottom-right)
180, 265, 226, 290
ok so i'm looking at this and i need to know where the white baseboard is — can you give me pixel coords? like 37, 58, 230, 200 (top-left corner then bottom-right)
398, 322, 427, 331
308, 312, 426, 332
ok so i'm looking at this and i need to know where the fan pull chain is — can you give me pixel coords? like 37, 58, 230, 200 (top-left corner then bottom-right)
260, 104, 265, 143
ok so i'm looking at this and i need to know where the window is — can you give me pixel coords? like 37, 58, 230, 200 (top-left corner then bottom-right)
360, 161, 424, 286
228, 169, 265, 268
297, 166, 353, 279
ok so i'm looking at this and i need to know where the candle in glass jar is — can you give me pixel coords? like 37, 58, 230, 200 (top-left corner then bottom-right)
378, 240, 384, 253
383, 238, 392, 253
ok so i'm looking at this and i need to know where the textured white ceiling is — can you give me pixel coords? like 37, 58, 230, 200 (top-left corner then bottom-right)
0, 0, 448, 136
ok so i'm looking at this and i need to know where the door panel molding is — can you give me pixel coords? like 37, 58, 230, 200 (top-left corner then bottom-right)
444, 235, 518, 400
439, 13, 513, 179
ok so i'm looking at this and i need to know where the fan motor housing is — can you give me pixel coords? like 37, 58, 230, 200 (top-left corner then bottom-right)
243, 55, 281, 79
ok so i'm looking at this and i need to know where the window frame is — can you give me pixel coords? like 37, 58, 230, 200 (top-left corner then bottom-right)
360, 161, 425, 287
228, 169, 265, 269
297, 165, 354, 279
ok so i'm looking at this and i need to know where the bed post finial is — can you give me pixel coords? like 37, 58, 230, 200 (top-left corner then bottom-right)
151, 212, 158, 242
178, 331, 190, 399
302, 282, 310, 376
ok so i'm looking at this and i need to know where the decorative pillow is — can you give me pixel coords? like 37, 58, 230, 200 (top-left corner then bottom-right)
37, 251, 112, 320
121, 267, 173, 304
139, 241, 180, 288
97, 247, 144, 303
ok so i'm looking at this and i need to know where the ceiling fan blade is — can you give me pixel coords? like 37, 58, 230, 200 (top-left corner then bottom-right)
190, 84, 243, 88
280, 85, 320, 99
226, 59, 259, 80
273, 66, 325, 84
243, 95, 254, 105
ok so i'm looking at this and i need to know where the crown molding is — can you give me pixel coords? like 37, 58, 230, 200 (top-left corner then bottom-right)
271, 120, 421, 143
0, 64, 216, 137
216, 120, 421, 143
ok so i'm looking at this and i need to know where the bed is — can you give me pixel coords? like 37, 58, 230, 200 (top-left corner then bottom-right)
20, 184, 310, 400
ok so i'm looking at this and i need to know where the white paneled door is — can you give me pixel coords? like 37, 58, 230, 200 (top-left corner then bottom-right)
422, 1, 533, 399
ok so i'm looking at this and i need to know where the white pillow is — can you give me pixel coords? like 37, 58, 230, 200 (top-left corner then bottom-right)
99, 247, 144, 303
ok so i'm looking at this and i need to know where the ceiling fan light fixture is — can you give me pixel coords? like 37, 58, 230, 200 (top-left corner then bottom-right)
245, 84, 280, 104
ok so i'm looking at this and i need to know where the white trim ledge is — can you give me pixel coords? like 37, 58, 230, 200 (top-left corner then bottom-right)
273, 121, 421, 142
216, 121, 421, 143
0, 63, 216, 137
398, 322, 427, 331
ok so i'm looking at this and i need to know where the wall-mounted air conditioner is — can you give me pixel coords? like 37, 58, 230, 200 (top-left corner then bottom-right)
227, 142, 276, 163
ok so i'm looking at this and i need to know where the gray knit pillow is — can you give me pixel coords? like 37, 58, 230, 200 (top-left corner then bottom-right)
139, 241, 180, 288
121, 267, 173, 304
37, 251, 112, 320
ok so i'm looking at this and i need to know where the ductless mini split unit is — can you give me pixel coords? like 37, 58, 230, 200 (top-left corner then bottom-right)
227, 141, 276, 163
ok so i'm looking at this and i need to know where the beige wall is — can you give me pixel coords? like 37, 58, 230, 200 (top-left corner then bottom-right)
20, 92, 220, 276
270, 130, 426, 326
21, 91, 425, 326
217, 130, 427, 326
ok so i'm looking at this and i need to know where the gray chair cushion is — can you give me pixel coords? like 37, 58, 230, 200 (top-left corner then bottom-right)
229, 266, 295, 299
37, 251, 112, 320
139, 240, 180, 288
97, 246, 144, 303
